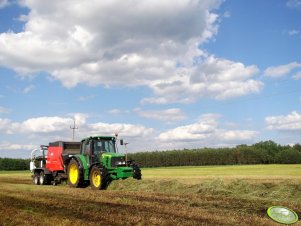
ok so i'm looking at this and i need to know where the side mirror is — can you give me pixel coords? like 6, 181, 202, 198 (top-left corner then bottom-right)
120, 139, 124, 145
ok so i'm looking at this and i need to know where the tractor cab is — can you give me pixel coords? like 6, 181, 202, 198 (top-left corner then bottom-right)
81, 136, 116, 154
80, 136, 121, 167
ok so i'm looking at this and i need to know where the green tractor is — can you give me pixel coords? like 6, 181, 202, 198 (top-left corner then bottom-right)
66, 136, 141, 189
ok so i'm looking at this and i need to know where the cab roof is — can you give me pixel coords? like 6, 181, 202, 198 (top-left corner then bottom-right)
81, 136, 115, 142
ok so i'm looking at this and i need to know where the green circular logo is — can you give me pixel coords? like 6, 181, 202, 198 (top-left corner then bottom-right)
267, 206, 299, 224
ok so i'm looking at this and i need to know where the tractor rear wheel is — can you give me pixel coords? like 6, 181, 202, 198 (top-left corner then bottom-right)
67, 159, 83, 188
33, 172, 40, 185
90, 166, 109, 190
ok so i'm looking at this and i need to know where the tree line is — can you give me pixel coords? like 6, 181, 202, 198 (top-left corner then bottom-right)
0, 140, 301, 170
128, 141, 301, 167
0, 158, 30, 170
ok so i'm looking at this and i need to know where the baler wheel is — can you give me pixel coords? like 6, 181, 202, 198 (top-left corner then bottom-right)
39, 171, 45, 185
33, 172, 40, 185
67, 159, 83, 187
90, 166, 109, 190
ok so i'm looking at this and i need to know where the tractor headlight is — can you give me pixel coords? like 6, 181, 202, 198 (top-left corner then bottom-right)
116, 161, 126, 165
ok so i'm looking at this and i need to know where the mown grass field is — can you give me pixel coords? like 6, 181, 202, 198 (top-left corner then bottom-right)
0, 165, 300, 226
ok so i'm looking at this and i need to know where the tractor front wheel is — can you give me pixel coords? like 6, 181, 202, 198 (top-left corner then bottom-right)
67, 159, 83, 188
90, 166, 109, 190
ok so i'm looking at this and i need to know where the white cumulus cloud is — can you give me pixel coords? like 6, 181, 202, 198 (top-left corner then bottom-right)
264, 62, 301, 78
88, 122, 154, 138
0, 0, 220, 81
0, 142, 36, 151
265, 111, 301, 131
0, 118, 11, 131
3, 114, 87, 134
0, 113, 155, 151
143, 56, 262, 104
135, 108, 186, 122
0, 112, 260, 153
0, 0, 263, 104
159, 113, 258, 143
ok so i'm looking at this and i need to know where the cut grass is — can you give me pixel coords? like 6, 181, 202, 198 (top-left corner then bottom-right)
0, 165, 300, 225
108, 178, 301, 205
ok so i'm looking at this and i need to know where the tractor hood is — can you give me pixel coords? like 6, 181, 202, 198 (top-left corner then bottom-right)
101, 152, 127, 168
101, 152, 125, 159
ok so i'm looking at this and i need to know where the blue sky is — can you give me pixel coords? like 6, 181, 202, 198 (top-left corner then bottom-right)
0, 0, 301, 158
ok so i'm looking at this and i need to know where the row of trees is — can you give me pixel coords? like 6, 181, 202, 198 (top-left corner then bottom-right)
0, 140, 301, 170
128, 141, 301, 167
0, 158, 30, 170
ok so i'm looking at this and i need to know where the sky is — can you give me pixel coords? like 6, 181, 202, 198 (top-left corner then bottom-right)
0, 0, 301, 158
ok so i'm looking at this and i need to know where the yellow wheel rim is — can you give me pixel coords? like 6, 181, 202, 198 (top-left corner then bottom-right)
92, 170, 101, 188
69, 163, 78, 184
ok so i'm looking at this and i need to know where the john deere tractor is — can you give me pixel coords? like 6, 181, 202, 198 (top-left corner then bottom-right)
67, 136, 141, 189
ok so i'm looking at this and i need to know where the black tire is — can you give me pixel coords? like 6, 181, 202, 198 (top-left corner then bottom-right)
39, 171, 45, 185
39, 172, 51, 185
100, 169, 110, 190
33, 172, 40, 185
132, 164, 142, 180
90, 166, 109, 190
67, 159, 83, 188
45, 175, 52, 185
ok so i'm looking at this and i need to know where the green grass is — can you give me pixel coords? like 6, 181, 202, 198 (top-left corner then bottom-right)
0, 165, 300, 225
142, 164, 301, 177
0, 170, 29, 175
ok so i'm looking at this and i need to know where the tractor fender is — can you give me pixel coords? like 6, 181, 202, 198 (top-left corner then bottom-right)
67, 155, 86, 168
89, 162, 102, 171
67, 156, 83, 170
71, 155, 89, 181
66, 157, 83, 177
64, 156, 75, 169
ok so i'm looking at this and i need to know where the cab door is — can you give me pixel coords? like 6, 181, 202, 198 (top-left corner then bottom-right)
82, 140, 91, 167
91, 140, 102, 164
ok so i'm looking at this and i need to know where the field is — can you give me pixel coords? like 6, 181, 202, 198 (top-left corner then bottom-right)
0, 165, 300, 226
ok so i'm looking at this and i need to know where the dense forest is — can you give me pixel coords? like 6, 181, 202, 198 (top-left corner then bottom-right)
128, 141, 301, 167
0, 140, 301, 170
0, 158, 30, 171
